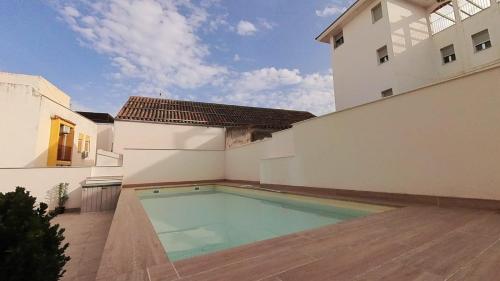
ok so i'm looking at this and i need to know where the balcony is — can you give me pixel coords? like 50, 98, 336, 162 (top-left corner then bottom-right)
57, 145, 73, 163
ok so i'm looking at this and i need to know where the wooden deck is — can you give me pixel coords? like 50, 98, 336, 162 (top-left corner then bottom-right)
95, 186, 500, 281
53, 211, 114, 281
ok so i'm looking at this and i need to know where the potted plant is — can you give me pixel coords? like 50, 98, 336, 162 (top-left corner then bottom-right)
55, 183, 69, 214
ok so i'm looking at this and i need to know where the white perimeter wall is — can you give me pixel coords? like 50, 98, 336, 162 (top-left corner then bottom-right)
225, 141, 266, 182
0, 167, 91, 209
97, 123, 114, 151
225, 129, 296, 182
122, 149, 224, 185
96, 149, 122, 167
228, 64, 500, 201
0, 166, 124, 209
113, 121, 225, 154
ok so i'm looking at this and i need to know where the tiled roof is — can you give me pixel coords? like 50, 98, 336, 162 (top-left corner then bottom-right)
77, 111, 115, 123
115, 96, 315, 129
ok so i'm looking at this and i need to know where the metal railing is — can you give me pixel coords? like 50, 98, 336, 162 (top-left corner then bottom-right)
57, 145, 72, 162
430, 7, 456, 34
458, 0, 491, 19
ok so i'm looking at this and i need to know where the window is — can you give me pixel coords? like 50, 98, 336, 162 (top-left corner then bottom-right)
429, 1, 456, 34
371, 3, 383, 23
48, 116, 75, 166
457, 0, 490, 20
334, 32, 344, 49
377, 46, 389, 64
84, 137, 90, 153
77, 133, 84, 153
381, 88, 393, 98
472, 29, 491, 52
440, 45, 456, 64
82, 136, 90, 159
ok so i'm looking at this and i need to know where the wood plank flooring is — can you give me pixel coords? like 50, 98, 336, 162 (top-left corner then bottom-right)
96, 187, 500, 281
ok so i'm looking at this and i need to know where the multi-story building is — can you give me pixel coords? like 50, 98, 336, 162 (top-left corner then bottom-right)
317, 0, 500, 110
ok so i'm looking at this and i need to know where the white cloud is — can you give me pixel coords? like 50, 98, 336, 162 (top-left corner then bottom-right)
213, 68, 335, 115
236, 20, 257, 36
257, 18, 275, 30
315, 2, 350, 17
57, 0, 227, 91
63, 6, 80, 18
55, 1, 335, 115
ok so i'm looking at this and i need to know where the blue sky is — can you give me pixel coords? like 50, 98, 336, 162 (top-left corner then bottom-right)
0, 0, 353, 115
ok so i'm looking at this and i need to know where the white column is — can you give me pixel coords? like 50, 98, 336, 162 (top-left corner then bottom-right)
451, 0, 461, 22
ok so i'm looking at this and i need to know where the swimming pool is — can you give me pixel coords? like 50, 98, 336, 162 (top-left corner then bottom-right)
137, 185, 390, 261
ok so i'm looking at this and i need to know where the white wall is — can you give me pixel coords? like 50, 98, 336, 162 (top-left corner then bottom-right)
113, 121, 225, 154
0, 83, 41, 167
387, 0, 438, 94
263, 129, 295, 158
327, 1, 500, 110
260, 65, 500, 200
96, 149, 122, 167
96, 123, 114, 151
0, 167, 91, 209
36, 96, 97, 167
432, 3, 500, 78
0, 72, 71, 107
332, 0, 395, 110
225, 141, 266, 182
122, 149, 225, 185
91, 166, 124, 177
0, 80, 97, 168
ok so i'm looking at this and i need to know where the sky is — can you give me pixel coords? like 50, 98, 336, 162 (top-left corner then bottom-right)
0, 0, 354, 115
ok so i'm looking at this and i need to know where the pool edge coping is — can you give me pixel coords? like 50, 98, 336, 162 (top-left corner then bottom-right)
96, 181, 406, 280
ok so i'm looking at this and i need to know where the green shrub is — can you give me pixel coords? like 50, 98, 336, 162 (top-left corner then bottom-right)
0, 187, 70, 281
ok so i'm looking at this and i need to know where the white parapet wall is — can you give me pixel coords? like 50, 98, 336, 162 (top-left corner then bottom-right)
258, 64, 500, 201
225, 141, 266, 182
96, 149, 122, 167
122, 149, 225, 186
225, 129, 296, 182
113, 121, 226, 154
0, 167, 92, 209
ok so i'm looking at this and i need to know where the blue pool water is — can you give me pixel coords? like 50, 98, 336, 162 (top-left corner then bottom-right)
138, 185, 379, 261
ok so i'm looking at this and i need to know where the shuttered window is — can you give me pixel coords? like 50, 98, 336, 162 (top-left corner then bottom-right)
334, 32, 344, 49
371, 3, 383, 23
472, 29, 491, 52
377, 46, 389, 64
440, 45, 456, 64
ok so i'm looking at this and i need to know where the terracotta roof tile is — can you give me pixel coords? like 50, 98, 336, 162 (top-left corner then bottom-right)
115, 96, 315, 129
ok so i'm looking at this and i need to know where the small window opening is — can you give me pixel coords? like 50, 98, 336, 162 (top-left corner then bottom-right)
440, 45, 456, 64
334, 32, 344, 49
381, 88, 393, 98
377, 45, 389, 64
472, 29, 491, 52
371, 3, 383, 23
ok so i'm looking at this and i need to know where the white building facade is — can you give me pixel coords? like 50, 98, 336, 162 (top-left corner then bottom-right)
317, 0, 500, 110
0, 72, 97, 168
